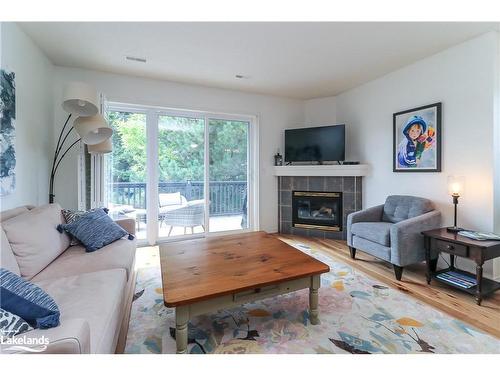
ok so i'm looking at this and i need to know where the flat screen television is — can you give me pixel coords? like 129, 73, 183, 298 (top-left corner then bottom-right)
285, 125, 345, 163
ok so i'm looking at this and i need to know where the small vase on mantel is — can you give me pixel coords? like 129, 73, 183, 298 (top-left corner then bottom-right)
274, 150, 283, 166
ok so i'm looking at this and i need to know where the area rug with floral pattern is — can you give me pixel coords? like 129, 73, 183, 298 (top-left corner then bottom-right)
124, 243, 500, 354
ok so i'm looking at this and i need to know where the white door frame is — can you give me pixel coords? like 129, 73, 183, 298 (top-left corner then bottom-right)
107, 102, 259, 246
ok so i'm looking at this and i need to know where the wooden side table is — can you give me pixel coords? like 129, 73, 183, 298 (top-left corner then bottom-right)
422, 228, 500, 305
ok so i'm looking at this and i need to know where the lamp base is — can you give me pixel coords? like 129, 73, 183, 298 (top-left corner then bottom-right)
446, 226, 464, 233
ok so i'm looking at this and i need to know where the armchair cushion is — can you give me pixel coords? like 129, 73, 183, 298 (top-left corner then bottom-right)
159, 192, 182, 207
382, 195, 434, 223
346, 204, 384, 246
351, 222, 392, 247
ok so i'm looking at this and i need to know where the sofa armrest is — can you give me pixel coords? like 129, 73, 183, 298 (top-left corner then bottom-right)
346, 204, 384, 246
390, 210, 441, 266
115, 217, 136, 235
0, 319, 91, 354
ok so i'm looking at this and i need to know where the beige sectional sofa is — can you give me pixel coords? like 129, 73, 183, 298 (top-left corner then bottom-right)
0, 204, 137, 354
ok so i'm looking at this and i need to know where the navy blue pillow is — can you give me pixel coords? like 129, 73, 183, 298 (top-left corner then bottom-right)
57, 208, 133, 252
0, 268, 60, 329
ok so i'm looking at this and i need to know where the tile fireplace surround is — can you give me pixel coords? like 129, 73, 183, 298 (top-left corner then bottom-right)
278, 176, 362, 240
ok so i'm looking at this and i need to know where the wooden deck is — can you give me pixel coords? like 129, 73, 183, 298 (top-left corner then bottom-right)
277, 234, 500, 339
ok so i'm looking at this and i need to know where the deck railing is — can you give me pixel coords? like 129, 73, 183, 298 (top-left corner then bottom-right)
108, 181, 246, 216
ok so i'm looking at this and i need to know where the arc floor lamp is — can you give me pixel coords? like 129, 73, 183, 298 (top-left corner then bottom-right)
49, 82, 113, 203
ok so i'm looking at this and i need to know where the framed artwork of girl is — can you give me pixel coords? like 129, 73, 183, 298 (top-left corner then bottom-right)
393, 102, 441, 172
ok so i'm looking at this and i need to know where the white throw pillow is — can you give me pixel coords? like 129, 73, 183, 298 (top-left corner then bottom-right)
159, 192, 182, 207
2, 203, 70, 279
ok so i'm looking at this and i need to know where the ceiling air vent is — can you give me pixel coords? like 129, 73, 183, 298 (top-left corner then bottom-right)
126, 56, 147, 63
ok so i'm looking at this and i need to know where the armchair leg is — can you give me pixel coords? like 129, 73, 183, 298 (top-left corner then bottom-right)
349, 247, 356, 259
393, 265, 404, 281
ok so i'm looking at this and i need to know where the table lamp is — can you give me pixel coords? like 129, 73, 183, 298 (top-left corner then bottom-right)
447, 176, 465, 233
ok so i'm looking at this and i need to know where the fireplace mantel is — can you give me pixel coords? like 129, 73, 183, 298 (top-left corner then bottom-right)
273, 164, 370, 177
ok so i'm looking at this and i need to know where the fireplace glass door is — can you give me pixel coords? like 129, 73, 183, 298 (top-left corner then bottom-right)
292, 191, 342, 231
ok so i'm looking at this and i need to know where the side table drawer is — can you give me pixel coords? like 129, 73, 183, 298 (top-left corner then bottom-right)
433, 239, 468, 257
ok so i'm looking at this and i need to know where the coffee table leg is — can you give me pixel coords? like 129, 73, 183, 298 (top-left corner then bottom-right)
175, 306, 189, 354
309, 275, 320, 325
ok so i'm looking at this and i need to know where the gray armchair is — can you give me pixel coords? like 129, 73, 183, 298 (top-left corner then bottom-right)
346, 195, 441, 280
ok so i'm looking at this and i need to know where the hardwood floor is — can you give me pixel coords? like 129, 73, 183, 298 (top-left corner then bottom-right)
277, 234, 500, 339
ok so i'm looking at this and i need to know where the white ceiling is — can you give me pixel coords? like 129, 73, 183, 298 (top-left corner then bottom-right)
19, 22, 498, 99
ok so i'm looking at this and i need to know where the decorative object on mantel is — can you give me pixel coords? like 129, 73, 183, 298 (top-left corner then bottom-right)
446, 175, 465, 233
0, 69, 16, 196
393, 102, 441, 172
273, 149, 283, 166
49, 82, 113, 203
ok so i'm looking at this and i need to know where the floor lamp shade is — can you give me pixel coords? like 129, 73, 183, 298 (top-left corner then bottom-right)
74, 114, 113, 145
88, 138, 112, 154
62, 82, 99, 116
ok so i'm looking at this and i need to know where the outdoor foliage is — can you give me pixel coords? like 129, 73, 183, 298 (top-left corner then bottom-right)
108, 111, 248, 183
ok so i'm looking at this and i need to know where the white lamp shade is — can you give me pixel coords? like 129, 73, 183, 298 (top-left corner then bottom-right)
62, 82, 99, 116
88, 138, 112, 154
74, 114, 113, 145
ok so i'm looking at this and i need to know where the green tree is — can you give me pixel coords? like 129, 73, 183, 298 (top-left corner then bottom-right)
108, 112, 248, 183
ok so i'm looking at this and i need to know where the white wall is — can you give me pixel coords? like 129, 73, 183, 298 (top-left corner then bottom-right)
304, 96, 337, 125
310, 32, 499, 277
494, 33, 500, 280
52, 67, 304, 232
0, 23, 54, 210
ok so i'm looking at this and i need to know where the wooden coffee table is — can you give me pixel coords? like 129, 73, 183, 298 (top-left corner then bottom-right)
159, 231, 330, 353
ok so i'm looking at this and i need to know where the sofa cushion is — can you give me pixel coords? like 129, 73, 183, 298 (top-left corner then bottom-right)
34, 269, 126, 354
0, 268, 60, 329
382, 195, 434, 223
57, 208, 131, 253
0, 206, 29, 223
32, 237, 136, 282
2, 204, 69, 279
351, 222, 392, 247
0, 227, 20, 276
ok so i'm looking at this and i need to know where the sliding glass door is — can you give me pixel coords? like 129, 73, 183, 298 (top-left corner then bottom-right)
157, 114, 205, 239
105, 110, 148, 240
208, 118, 249, 233
104, 105, 255, 244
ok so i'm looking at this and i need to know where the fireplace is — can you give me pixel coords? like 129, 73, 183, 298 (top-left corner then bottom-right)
292, 191, 342, 232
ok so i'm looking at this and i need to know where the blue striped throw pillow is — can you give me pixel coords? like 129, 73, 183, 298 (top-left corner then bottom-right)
57, 208, 133, 253
0, 268, 60, 329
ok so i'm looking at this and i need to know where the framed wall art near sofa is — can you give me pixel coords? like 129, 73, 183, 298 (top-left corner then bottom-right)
0, 69, 16, 195
393, 102, 441, 173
